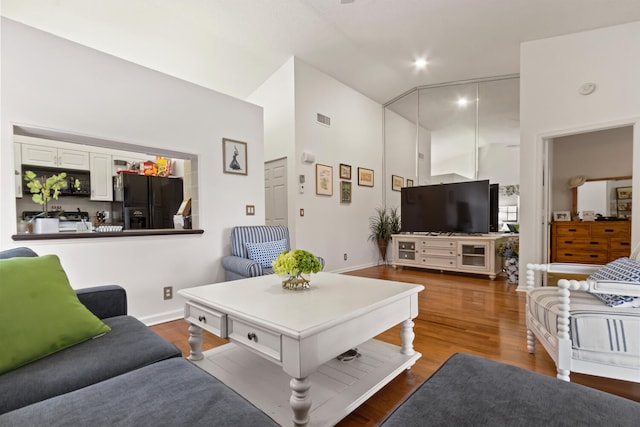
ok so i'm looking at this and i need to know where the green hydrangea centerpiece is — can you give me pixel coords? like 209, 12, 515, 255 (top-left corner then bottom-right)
272, 249, 322, 290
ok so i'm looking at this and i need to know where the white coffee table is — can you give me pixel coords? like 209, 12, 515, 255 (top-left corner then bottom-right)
178, 272, 423, 426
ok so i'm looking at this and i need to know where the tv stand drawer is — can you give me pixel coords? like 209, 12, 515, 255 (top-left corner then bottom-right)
419, 255, 456, 268
420, 239, 456, 249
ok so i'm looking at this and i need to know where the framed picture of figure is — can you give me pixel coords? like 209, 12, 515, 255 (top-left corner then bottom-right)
223, 138, 248, 175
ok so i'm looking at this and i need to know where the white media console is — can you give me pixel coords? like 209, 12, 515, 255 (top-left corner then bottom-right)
391, 233, 512, 280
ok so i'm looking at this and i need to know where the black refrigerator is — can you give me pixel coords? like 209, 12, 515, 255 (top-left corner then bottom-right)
112, 174, 184, 229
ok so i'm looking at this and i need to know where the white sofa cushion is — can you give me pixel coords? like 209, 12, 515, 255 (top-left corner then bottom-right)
527, 287, 640, 368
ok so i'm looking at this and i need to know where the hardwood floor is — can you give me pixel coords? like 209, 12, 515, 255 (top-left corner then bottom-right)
151, 266, 640, 426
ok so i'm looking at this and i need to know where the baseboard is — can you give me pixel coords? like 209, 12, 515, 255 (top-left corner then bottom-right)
139, 309, 184, 326
329, 262, 378, 274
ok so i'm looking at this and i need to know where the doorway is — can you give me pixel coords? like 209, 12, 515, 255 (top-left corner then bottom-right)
543, 124, 637, 263
264, 158, 288, 227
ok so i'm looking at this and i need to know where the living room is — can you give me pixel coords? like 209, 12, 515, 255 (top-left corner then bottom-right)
2, 3, 639, 321
1, 2, 640, 425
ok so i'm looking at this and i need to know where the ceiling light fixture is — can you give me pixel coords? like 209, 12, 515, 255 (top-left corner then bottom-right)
456, 97, 469, 107
414, 58, 428, 69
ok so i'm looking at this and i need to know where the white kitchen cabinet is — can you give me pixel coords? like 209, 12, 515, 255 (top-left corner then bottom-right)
14, 143, 22, 198
21, 143, 90, 170
89, 152, 113, 201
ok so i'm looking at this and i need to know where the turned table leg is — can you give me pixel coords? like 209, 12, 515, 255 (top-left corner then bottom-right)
188, 324, 204, 361
400, 318, 416, 356
290, 377, 311, 426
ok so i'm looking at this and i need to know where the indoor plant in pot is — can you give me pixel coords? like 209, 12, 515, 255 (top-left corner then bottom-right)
368, 206, 401, 263
24, 170, 80, 234
497, 238, 519, 284
272, 249, 322, 290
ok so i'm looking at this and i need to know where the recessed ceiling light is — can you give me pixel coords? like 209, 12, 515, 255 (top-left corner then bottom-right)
457, 97, 469, 107
414, 58, 428, 69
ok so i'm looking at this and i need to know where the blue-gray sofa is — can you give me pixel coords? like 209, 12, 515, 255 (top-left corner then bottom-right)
0, 247, 277, 426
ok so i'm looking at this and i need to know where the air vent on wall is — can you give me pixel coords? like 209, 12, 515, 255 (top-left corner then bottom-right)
316, 113, 331, 127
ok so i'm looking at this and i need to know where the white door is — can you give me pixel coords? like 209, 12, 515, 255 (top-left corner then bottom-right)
265, 158, 287, 227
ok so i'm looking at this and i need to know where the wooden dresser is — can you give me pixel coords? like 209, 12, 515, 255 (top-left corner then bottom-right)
551, 221, 631, 264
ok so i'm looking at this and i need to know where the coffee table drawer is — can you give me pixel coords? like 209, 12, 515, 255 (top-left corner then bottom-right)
185, 302, 227, 338
228, 317, 281, 362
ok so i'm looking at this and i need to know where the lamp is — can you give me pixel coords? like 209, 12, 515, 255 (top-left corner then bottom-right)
568, 175, 586, 189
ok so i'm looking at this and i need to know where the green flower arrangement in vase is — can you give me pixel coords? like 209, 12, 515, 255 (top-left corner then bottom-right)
272, 249, 322, 290
24, 170, 80, 218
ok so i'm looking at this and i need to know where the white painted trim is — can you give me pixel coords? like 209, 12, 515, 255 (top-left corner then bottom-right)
328, 263, 377, 274
139, 309, 184, 326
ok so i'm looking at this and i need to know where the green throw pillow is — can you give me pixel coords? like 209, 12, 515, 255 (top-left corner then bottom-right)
0, 255, 111, 374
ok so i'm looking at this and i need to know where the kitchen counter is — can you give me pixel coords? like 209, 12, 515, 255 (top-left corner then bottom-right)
11, 228, 204, 241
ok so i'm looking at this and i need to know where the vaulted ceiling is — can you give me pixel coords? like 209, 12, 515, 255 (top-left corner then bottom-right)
3, 1, 640, 104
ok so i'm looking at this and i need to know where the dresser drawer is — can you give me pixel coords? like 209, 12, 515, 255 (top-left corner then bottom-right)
554, 252, 608, 264
185, 302, 227, 338
608, 251, 631, 262
555, 238, 607, 252
610, 238, 632, 252
228, 317, 281, 362
591, 223, 630, 238
554, 224, 590, 238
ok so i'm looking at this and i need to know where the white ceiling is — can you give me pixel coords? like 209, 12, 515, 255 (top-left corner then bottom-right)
3, 1, 640, 104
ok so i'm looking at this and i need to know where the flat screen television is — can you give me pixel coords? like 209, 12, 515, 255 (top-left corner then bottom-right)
401, 180, 491, 234
489, 183, 499, 232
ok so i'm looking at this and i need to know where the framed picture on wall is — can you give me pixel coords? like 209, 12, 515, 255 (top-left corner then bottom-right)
340, 181, 352, 203
406, 178, 414, 187
316, 164, 333, 196
358, 167, 374, 187
553, 211, 571, 222
339, 163, 352, 180
222, 138, 248, 175
392, 175, 403, 191
617, 186, 632, 199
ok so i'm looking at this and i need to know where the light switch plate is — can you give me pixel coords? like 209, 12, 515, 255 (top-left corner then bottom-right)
246, 205, 255, 216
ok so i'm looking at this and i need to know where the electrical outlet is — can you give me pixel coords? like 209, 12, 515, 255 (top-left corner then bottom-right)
344, 253, 348, 261
163, 286, 173, 300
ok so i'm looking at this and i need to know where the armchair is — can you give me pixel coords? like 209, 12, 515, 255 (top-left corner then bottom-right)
221, 225, 324, 281
526, 261, 640, 383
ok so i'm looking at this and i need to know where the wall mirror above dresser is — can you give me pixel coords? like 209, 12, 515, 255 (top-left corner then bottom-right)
575, 176, 632, 219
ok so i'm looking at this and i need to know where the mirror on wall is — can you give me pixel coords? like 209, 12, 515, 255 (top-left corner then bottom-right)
576, 177, 632, 219
421, 83, 478, 183
383, 76, 520, 213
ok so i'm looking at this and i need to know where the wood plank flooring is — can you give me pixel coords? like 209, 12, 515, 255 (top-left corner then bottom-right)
151, 266, 640, 426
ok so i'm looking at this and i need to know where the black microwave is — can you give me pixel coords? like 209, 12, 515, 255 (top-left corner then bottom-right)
21, 165, 91, 197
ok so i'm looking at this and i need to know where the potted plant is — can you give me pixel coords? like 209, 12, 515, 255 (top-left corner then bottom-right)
368, 207, 401, 262
272, 249, 322, 290
497, 238, 519, 283
24, 170, 80, 233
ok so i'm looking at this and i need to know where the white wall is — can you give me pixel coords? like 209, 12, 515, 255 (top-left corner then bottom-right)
293, 59, 384, 270
520, 21, 640, 290
384, 108, 420, 209
478, 144, 520, 186
246, 57, 297, 240
1, 19, 265, 323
